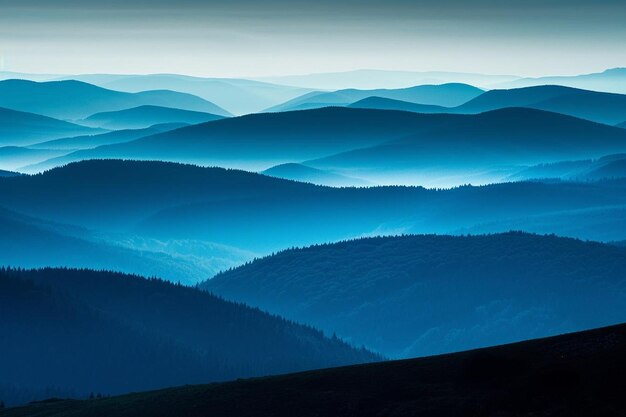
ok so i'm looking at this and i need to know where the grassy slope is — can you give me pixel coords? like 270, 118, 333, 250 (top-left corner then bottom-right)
3, 322, 625, 417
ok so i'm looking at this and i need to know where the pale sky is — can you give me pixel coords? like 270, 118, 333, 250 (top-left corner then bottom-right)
0, 0, 625, 78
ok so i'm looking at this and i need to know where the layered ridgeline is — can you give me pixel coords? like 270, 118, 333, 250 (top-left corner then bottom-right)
0, 206, 236, 284
495, 67, 626, 93
349, 85, 626, 125
28, 123, 188, 151
0, 268, 378, 406
203, 233, 626, 358
1, 123, 185, 173
0, 107, 102, 147
306, 108, 626, 185
261, 163, 370, 187
25, 107, 626, 183
3, 160, 626, 258
257, 69, 519, 90
0, 147, 68, 172
453, 85, 626, 125
266, 83, 483, 112
509, 153, 626, 182
64, 73, 314, 115
4, 322, 626, 417
26, 107, 452, 172
79, 106, 224, 130
0, 79, 231, 120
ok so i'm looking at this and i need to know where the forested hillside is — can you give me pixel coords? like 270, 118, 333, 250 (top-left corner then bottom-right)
204, 232, 626, 357
0, 268, 377, 406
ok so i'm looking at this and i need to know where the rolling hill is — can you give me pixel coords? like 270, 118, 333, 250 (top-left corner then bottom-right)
495, 67, 626, 94
617, 121, 626, 128
456, 205, 626, 243
308, 108, 626, 182
347, 85, 626, 126
4, 322, 625, 416
0, 79, 230, 120
509, 154, 626, 182
0, 160, 318, 231
81, 105, 224, 130
261, 163, 369, 186
28, 107, 458, 172
28, 107, 626, 181
256, 69, 519, 90
0, 107, 103, 146
3, 160, 626, 254
348, 96, 448, 113
0, 206, 221, 284
0, 147, 67, 171
203, 233, 626, 358
67, 73, 313, 115
267, 83, 483, 112
0, 268, 377, 407
28, 123, 187, 151
455, 85, 626, 125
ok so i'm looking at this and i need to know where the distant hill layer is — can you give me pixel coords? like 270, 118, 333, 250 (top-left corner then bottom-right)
3, 160, 626, 253
5, 322, 626, 417
496, 67, 626, 94
261, 163, 368, 186
0, 79, 231, 120
66, 73, 313, 115
509, 154, 626, 182
0, 147, 66, 171
81, 105, 224, 130
0, 268, 377, 406
348, 96, 448, 113
346, 85, 626, 126
0, 207, 218, 284
28, 123, 187, 151
0, 107, 102, 147
308, 108, 626, 175
28, 107, 626, 178
204, 232, 626, 358
454, 85, 626, 125
28, 107, 457, 171
267, 83, 483, 112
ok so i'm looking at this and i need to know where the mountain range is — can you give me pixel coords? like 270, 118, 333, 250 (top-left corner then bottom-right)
261, 163, 369, 187
454, 85, 626, 125
509, 154, 626, 182
26, 107, 450, 172
344, 85, 626, 126
0, 206, 224, 284
28, 123, 187, 151
63, 73, 313, 115
255, 69, 520, 90
306, 107, 626, 185
0, 107, 102, 147
495, 67, 626, 94
266, 83, 483, 112
0, 79, 230, 120
80, 105, 224, 130
4, 160, 626, 261
25, 106, 626, 181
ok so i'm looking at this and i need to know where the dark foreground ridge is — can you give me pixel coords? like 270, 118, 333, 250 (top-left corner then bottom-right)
3, 322, 625, 417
